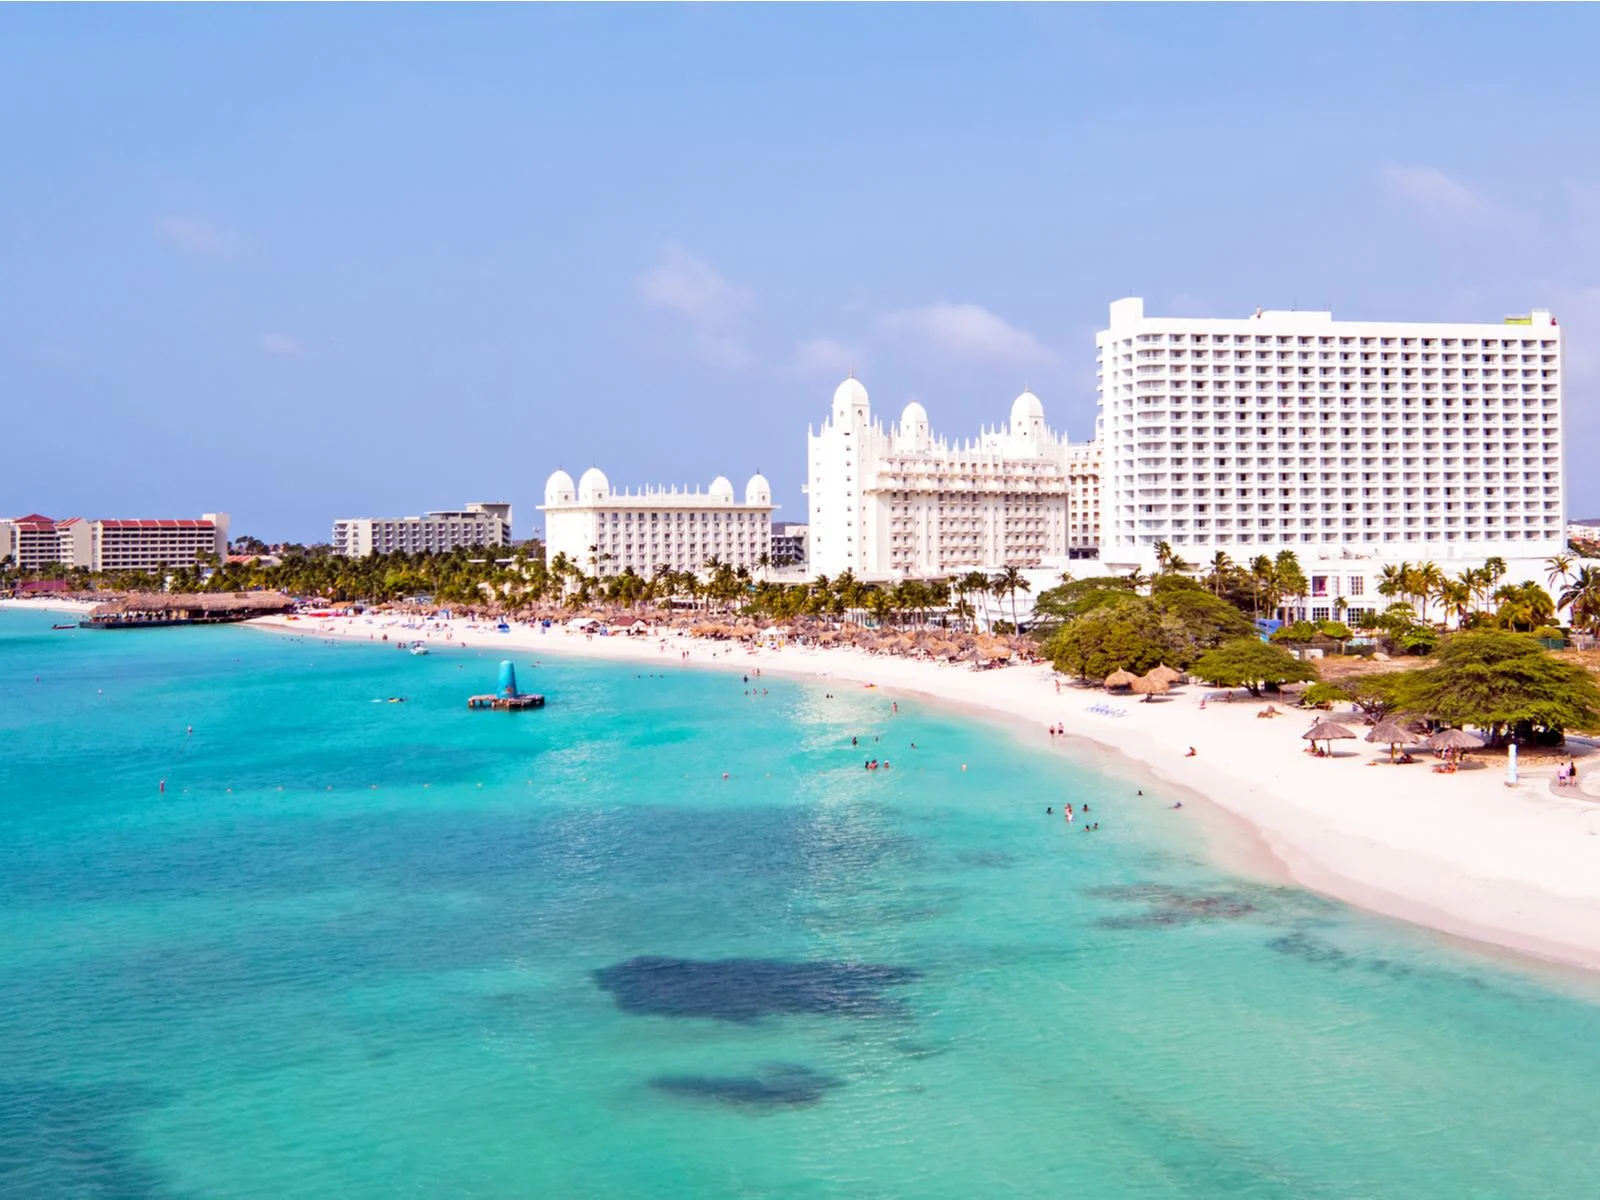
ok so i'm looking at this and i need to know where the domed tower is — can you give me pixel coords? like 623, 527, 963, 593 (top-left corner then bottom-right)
708, 475, 735, 503
578, 467, 610, 503
832, 375, 870, 427
745, 473, 772, 506
544, 469, 576, 506
896, 400, 931, 453
1010, 389, 1046, 447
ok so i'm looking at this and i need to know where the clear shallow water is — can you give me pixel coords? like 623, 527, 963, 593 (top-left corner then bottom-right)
3, 612, 1600, 1199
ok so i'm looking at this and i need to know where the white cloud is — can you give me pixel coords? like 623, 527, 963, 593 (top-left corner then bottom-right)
789, 336, 857, 376
635, 244, 756, 368
259, 333, 302, 357
1379, 165, 1495, 227
878, 303, 1055, 366
155, 216, 240, 258
691, 333, 758, 370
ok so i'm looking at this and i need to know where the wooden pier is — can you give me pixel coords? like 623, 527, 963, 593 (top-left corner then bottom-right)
82, 591, 294, 629
468, 693, 545, 711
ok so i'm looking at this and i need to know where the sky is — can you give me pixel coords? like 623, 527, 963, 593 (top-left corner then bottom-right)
4, 5, 1600, 542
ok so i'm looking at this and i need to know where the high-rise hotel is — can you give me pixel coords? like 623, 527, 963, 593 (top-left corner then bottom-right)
1095, 298, 1564, 614
803, 296, 1566, 618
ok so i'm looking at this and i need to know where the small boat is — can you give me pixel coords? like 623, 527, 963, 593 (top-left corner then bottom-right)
409, 644, 429, 656
51, 623, 76, 630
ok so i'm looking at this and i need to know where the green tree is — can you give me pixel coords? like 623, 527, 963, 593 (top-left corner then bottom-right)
1272, 550, 1308, 622
1206, 551, 1234, 597
1043, 602, 1181, 682
991, 565, 1030, 630
1389, 630, 1600, 745
1546, 553, 1575, 596
1559, 565, 1600, 634
1491, 581, 1556, 633
1190, 638, 1317, 697
1031, 575, 1140, 625
1249, 554, 1275, 619
1150, 578, 1256, 656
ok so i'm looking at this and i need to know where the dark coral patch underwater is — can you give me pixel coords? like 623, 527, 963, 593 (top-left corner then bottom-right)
594, 956, 921, 1022
650, 1063, 843, 1109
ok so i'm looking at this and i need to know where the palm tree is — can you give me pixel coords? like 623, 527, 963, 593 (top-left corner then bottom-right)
1546, 552, 1575, 593
1412, 561, 1443, 625
1436, 578, 1473, 628
1273, 550, 1307, 622
1377, 562, 1409, 615
755, 551, 772, 583
1559, 566, 1600, 634
1492, 580, 1556, 632
1153, 540, 1177, 575
1207, 551, 1233, 597
1249, 555, 1274, 619
991, 565, 1029, 631
961, 570, 992, 630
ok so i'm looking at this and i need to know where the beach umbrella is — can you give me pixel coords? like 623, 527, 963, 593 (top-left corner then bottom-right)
1428, 728, 1485, 752
1104, 669, 1137, 690
1365, 718, 1415, 764
1130, 672, 1171, 702
1148, 663, 1183, 685
1302, 718, 1356, 757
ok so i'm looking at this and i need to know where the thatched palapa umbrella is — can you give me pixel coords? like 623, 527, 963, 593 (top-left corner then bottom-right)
1147, 663, 1183, 686
1104, 669, 1137, 690
1302, 718, 1356, 757
1428, 728, 1484, 750
1130, 671, 1170, 702
1365, 718, 1415, 764
1428, 727, 1484, 759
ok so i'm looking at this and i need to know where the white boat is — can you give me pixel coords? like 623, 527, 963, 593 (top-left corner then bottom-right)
409, 644, 429, 656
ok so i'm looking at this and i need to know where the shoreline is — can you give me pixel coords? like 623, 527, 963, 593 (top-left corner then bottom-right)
9, 597, 1600, 978
243, 608, 1600, 976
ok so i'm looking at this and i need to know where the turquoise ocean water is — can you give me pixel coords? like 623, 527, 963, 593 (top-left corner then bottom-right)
3, 610, 1600, 1198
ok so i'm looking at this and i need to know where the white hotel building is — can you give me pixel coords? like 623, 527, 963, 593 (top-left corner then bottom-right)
1096, 298, 1564, 617
806, 378, 1100, 580
331, 503, 511, 557
540, 468, 775, 577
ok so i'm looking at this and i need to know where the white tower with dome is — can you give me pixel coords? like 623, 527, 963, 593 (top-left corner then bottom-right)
806, 377, 1101, 579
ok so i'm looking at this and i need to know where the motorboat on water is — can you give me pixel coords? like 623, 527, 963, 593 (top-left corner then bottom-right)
409, 643, 429, 656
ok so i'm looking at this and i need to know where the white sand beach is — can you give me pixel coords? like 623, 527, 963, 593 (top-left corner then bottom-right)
244, 608, 1600, 974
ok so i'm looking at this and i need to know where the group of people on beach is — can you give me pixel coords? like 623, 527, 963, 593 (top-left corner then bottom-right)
1556, 760, 1583, 788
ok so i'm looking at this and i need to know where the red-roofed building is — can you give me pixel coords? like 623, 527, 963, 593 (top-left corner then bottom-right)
2, 512, 229, 572
1, 514, 67, 570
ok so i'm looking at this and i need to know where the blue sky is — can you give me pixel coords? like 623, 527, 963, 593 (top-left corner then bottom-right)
5, 5, 1600, 541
